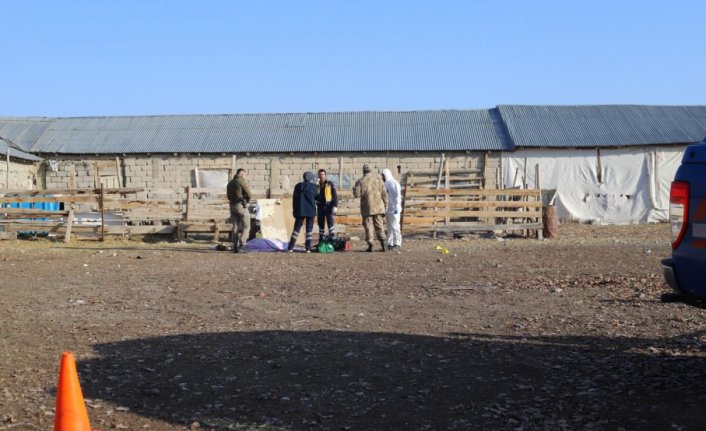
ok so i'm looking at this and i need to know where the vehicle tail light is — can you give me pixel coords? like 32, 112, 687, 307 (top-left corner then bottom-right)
670, 181, 690, 249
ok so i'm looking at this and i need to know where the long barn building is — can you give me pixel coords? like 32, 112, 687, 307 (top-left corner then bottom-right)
2, 105, 706, 224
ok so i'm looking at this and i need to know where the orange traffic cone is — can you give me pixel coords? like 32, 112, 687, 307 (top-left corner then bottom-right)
54, 352, 92, 431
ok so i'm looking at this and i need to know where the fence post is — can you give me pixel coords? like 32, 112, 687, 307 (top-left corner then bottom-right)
99, 184, 105, 241
536, 164, 543, 240
64, 209, 74, 243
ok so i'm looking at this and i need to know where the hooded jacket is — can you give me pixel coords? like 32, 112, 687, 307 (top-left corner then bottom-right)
353, 171, 388, 216
382, 168, 402, 214
292, 171, 318, 217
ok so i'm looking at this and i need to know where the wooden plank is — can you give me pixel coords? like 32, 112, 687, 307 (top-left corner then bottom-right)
0, 189, 92, 196
405, 169, 482, 177
103, 203, 181, 211
116, 157, 123, 188
99, 185, 105, 241
338, 157, 343, 189
64, 210, 74, 243
0, 231, 17, 240
0, 187, 143, 197
185, 186, 190, 222
120, 215, 182, 222
400, 173, 408, 231
407, 200, 543, 209
0, 208, 70, 216
435, 154, 445, 190
181, 222, 233, 233
0, 221, 91, 232
401, 217, 445, 224
184, 213, 230, 220
1, 213, 68, 220
444, 158, 450, 225
0, 223, 176, 237
404, 188, 541, 197
103, 196, 181, 204
403, 209, 542, 218
120, 207, 182, 215
433, 223, 543, 232
176, 222, 184, 241
0, 195, 96, 204
93, 161, 99, 188
406, 176, 484, 184
124, 225, 177, 235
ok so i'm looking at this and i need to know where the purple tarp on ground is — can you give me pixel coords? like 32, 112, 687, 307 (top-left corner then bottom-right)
244, 238, 289, 252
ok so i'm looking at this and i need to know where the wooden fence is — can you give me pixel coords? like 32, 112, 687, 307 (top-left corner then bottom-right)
0, 186, 279, 242
402, 187, 543, 237
0, 181, 543, 241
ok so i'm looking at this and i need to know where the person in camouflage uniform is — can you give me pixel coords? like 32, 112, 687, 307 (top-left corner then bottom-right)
353, 164, 388, 252
226, 168, 252, 253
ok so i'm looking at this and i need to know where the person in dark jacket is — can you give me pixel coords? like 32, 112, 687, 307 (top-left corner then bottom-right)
288, 171, 318, 252
316, 169, 338, 240
226, 168, 251, 253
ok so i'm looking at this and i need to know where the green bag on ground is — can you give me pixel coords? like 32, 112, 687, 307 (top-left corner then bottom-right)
317, 239, 334, 254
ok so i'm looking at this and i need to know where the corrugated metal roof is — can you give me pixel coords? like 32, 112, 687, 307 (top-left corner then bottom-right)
0, 139, 43, 161
0, 119, 47, 161
4, 106, 706, 155
0, 118, 53, 152
497, 105, 706, 148
26, 110, 511, 154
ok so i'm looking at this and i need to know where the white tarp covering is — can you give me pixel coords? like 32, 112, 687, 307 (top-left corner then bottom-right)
502, 146, 685, 224
197, 169, 230, 188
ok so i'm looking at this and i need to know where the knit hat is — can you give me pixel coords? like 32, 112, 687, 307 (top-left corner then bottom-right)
303, 171, 315, 182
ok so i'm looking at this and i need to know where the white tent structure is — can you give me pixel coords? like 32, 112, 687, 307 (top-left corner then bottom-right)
498, 105, 706, 224
503, 146, 684, 224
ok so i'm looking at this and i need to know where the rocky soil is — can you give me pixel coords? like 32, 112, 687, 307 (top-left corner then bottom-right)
0, 224, 704, 431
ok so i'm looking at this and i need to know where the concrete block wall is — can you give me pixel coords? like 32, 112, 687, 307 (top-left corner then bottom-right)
0, 159, 40, 190
43, 159, 96, 189
36, 151, 502, 195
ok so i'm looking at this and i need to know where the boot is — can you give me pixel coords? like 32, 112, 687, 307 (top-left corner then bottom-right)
233, 237, 240, 253
380, 240, 387, 252
366, 243, 374, 252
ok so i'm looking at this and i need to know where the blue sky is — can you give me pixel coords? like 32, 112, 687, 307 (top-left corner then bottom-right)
2, 1, 705, 117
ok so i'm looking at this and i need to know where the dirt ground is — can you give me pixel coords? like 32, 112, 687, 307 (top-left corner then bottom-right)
0, 224, 704, 431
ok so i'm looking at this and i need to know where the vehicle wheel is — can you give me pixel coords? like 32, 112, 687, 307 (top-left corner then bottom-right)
660, 292, 684, 303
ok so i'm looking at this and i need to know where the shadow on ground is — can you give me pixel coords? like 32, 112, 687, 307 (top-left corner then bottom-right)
78, 330, 706, 430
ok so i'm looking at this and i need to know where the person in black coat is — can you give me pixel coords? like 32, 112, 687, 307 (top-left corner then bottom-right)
288, 171, 318, 252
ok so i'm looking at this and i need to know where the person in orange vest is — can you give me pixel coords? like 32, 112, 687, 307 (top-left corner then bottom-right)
316, 169, 338, 241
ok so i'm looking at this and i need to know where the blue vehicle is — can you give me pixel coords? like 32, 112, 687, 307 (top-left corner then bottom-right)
662, 138, 706, 301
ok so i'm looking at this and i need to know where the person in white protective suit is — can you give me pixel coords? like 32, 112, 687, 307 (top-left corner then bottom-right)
381, 168, 402, 249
